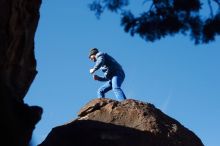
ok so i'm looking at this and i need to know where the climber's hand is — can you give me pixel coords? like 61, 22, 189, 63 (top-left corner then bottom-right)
90, 68, 95, 74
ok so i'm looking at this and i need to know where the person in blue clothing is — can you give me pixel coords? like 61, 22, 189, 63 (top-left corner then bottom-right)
89, 48, 126, 101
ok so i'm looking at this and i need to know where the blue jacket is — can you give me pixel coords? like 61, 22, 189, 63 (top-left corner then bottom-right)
92, 52, 125, 81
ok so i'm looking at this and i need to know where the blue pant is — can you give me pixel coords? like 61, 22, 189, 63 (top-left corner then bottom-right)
97, 74, 126, 101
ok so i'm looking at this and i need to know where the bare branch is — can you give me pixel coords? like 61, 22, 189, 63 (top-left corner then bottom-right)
208, 0, 214, 17
142, 0, 152, 5
212, 0, 220, 6
142, 0, 154, 13
149, 3, 154, 10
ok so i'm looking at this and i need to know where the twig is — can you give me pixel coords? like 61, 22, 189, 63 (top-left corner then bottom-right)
149, 3, 154, 11
208, 0, 214, 18
212, 0, 220, 6
142, 0, 152, 5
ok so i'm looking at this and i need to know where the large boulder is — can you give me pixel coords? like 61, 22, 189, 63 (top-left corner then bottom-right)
39, 98, 204, 146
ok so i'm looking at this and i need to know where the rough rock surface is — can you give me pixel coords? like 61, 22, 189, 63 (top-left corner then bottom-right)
39, 98, 204, 146
0, 0, 42, 146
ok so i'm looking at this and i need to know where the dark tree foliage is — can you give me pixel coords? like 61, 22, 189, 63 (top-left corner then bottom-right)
89, 0, 220, 44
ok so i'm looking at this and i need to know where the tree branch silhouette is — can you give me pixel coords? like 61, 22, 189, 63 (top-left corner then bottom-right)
89, 0, 220, 44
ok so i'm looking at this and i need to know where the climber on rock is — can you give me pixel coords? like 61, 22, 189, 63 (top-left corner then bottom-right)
89, 48, 127, 101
